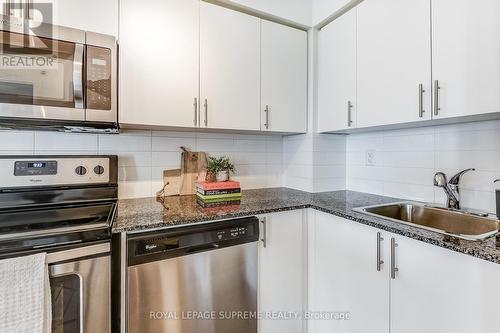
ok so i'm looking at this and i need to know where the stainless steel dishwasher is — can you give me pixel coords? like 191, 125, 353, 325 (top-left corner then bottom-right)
126, 217, 259, 333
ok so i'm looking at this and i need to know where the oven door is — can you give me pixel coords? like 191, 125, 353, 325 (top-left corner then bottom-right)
48, 242, 110, 333
0, 16, 85, 121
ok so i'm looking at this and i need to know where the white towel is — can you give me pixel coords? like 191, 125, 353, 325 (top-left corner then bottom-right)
0, 253, 52, 333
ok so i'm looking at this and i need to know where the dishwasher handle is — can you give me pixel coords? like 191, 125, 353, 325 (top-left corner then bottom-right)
186, 243, 220, 254
127, 216, 260, 266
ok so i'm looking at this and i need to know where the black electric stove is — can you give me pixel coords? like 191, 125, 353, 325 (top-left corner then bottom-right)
0, 155, 118, 257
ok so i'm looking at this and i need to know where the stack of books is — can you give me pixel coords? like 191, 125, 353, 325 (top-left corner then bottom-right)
196, 181, 241, 208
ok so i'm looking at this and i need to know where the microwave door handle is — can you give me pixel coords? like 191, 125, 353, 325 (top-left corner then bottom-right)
73, 44, 85, 109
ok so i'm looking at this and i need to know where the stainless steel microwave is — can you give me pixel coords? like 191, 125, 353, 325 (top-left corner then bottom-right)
0, 15, 117, 133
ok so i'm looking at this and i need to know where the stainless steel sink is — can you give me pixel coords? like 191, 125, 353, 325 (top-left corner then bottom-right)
354, 202, 500, 241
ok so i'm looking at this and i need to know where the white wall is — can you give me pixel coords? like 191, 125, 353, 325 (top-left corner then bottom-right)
347, 120, 500, 213
0, 130, 284, 199
229, 0, 312, 26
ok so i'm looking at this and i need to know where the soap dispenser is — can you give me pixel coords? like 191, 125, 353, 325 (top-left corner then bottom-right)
495, 179, 500, 219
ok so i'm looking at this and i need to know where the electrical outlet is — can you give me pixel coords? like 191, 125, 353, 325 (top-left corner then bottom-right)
365, 150, 376, 166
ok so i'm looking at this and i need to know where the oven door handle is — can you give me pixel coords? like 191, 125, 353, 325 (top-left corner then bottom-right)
47, 242, 110, 264
73, 43, 85, 109
0, 223, 109, 241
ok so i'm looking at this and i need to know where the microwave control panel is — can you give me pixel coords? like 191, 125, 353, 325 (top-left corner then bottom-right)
86, 45, 112, 111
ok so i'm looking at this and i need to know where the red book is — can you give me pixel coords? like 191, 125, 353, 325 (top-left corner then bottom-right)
196, 180, 240, 190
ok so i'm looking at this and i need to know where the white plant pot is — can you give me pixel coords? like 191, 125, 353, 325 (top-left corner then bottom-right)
216, 171, 229, 182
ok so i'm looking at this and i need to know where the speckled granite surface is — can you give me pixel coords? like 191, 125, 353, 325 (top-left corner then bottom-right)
113, 188, 312, 233
113, 188, 500, 264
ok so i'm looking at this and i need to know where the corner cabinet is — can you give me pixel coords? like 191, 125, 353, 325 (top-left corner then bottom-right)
261, 20, 307, 133
309, 211, 389, 333
309, 210, 500, 333
200, 2, 261, 131
317, 8, 357, 132
119, 0, 200, 128
258, 210, 306, 333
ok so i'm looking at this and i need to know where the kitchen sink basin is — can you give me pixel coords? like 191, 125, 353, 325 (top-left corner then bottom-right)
354, 202, 500, 241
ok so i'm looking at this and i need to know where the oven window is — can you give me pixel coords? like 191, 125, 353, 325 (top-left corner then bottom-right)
0, 31, 77, 108
50, 274, 81, 333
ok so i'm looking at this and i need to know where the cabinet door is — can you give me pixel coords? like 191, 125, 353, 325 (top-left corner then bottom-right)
200, 2, 261, 131
317, 9, 356, 132
261, 20, 307, 133
357, 0, 431, 128
259, 210, 305, 333
432, 0, 500, 119
33, 0, 118, 36
309, 211, 389, 333
390, 235, 500, 333
119, 0, 199, 128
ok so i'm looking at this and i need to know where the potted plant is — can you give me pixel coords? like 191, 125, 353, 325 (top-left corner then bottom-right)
206, 156, 236, 182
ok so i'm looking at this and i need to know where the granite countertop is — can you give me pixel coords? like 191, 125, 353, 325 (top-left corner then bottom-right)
113, 187, 500, 264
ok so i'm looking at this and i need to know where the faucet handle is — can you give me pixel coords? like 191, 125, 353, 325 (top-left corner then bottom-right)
449, 168, 475, 185
495, 179, 500, 183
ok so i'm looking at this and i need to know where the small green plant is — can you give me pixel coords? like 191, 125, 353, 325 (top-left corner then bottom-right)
206, 156, 236, 174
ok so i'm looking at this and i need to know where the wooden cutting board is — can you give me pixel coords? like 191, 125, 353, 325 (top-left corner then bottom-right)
179, 147, 207, 195
157, 169, 182, 197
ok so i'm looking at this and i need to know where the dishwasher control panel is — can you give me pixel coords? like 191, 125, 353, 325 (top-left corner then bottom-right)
128, 217, 259, 263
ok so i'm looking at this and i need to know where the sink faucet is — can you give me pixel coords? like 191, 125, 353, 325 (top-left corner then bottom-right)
433, 168, 475, 210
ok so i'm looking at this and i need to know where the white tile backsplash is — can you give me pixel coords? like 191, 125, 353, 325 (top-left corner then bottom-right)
0, 129, 285, 199
347, 120, 500, 213
283, 133, 346, 192
2, 119, 498, 209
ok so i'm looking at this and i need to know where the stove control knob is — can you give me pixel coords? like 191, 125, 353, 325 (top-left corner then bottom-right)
94, 165, 105, 175
75, 166, 87, 176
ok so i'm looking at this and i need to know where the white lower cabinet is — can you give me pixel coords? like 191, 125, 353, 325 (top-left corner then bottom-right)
310, 210, 500, 333
390, 234, 500, 333
258, 210, 306, 333
309, 210, 389, 333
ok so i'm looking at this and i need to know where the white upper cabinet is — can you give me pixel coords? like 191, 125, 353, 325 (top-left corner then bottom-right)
119, 0, 199, 128
261, 20, 307, 133
259, 210, 305, 333
200, 2, 261, 131
391, 234, 500, 333
432, 0, 500, 119
1, 0, 118, 35
356, 0, 432, 128
317, 9, 356, 132
36, 0, 118, 36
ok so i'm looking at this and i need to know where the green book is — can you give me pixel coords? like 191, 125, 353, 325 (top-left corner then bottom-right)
196, 192, 242, 201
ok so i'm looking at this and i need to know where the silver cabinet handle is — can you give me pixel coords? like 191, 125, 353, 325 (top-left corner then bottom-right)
193, 98, 198, 126
4, 1, 11, 17
347, 101, 353, 127
377, 232, 384, 271
204, 99, 208, 127
418, 84, 425, 118
264, 105, 269, 130
260, 217, 267, 248
433, 80, 440, 116
24, 0, 32, 20
390, 238, 399, 279
73, 44, 85, 109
